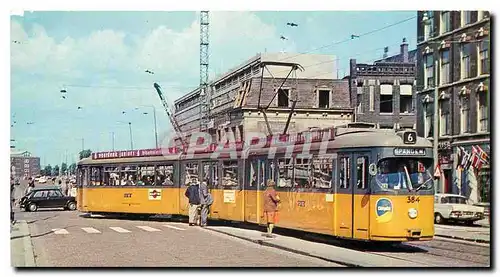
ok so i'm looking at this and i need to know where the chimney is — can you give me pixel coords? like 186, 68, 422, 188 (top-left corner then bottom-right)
400, 37, 409, 63
383, 47, 389, 60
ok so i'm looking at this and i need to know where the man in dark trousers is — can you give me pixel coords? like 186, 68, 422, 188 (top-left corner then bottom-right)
184, 178, 200, 226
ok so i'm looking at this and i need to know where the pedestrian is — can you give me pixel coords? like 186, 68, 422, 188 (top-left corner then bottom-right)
65, 180, 71, 196
184, 178, 200, 226
262, 179, 280, 238
198, 180, 213, 227
11, 180, 16, 224
24, 179, 35, 195
28, 176, 35, 188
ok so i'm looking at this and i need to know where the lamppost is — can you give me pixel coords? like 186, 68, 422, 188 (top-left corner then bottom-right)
117, 121, 134, 150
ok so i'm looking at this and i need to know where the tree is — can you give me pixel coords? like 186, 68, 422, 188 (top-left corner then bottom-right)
79, 149, 92, 160
53, 165, 60, 176
44, 165, 52, 176
68, 163, 77, 175
61, 163, 68, 175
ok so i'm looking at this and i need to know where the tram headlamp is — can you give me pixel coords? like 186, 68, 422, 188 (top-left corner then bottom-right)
408, 208, 418, 219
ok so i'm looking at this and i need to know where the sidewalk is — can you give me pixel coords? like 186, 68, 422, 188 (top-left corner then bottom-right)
434, 223, 490, 243
10, 220, 36, 267
206, 226, 429, 267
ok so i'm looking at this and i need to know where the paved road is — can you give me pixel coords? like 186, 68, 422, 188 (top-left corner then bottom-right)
17, 209, 341, 267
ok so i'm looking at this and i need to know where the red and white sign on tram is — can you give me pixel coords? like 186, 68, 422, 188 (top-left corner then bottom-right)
148, 189, 162, 200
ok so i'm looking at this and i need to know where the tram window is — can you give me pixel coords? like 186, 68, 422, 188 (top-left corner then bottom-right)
137, 165, 155, 186
120, 166, 137, 186
211, 163, 218, 187
312, 157, 333, 189
103, 167, 120, 186
222, 160, 238, 187
90, 167, 102, 186
339, 157, 350, 189
203, 163, 210, 184
277, 158, 293, 188
293, 158, 311, 188
356, 157, 368, 189
249, 160, 257, 187
82, 168, 89, 187
156, 165, 174, 186
183, 162, 199, 185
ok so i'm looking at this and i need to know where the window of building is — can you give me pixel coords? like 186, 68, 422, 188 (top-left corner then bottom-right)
478, 92, 488, 132
424, 11, 434, 41
440, 49, 450, 85
380, 95, 393, 113
312, 157, 333, 189
400, 84, 413, 114
424, 54, 434, 88
462, 11, 472, 26
440, 11, 451, 34
339, 157, 350, 189
357, 94, 363, 114
222, 160, 238, 187
461, 43, 473, 79
277, 89, 289, 107
439, 98, 451, 136
277, 158, 293, 188
479, 40, 489, 75
369, 86, 375, 111
424, 103, 433, 138
460, 95, 471, 134
356, 157, 368, 189
318, 90, 330, 108
478, 11, 486, 21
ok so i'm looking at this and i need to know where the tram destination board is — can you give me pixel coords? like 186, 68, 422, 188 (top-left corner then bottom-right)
394, 148, 426, 156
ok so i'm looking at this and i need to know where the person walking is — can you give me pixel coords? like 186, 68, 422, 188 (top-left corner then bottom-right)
263, 179, 280, 238
24, 179, 35, 196
184, 178, 200, 226
11, 177, 16, 224
198, 180, 213, 227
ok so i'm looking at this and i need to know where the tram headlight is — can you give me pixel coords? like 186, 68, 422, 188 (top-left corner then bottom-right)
408, 208, 418, 219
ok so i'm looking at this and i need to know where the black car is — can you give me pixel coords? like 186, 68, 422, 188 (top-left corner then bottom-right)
19, 186, 77, 212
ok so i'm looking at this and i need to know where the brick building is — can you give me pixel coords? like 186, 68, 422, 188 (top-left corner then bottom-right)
10, 150, 41, 179
348, 39, 418, 129
416, 11, 490, 203
174, 52, 353, 143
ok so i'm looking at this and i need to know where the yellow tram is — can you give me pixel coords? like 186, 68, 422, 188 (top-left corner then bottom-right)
77, 125, 435, 242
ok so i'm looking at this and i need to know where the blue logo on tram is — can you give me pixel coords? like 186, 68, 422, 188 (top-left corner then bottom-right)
375, 198, 393, 223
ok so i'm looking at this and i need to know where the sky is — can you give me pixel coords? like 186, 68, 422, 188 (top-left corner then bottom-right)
10, 10, 418, 167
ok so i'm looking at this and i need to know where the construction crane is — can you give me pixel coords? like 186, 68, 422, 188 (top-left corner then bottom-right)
153, 82, 187, 148
199, 11, 210, 131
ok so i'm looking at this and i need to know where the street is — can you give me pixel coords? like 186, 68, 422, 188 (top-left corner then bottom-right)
11, 180, 490, 267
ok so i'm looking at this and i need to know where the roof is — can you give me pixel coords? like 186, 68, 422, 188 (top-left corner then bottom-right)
374, 49, 418, 64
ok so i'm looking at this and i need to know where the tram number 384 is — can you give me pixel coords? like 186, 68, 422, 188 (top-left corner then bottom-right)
407, 196, 420, 203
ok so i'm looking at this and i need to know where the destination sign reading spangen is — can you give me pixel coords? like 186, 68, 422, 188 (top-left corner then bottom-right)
393, 148, 426, 156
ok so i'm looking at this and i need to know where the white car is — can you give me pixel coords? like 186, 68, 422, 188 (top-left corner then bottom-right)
38, 176, 47, 184
434, 193, 485, 225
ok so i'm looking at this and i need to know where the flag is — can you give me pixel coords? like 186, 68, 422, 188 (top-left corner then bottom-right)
462, 148, 473, 172
474, 145, 489, 171
476, 145, 489, 163
456, 147, 464, 170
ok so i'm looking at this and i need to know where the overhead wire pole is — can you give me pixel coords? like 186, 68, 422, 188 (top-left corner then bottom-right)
199, 11, 210, 131
433, 59, 440, 194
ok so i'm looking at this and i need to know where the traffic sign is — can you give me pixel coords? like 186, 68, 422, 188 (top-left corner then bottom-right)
434, 164, 442, 178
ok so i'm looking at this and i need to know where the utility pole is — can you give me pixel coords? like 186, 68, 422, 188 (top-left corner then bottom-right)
152, 107, 158, 148
111, 131, 115, 151
81, 138, 85, 152
433, 59, 440, 194
128, 122, 134, 150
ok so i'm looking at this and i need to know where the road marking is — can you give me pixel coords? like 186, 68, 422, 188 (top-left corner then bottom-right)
136, 226, 161, 232
81, 227, 101, 234
109, 227, 131, 233
52, 228, 69, 235
163, 224, 186, 231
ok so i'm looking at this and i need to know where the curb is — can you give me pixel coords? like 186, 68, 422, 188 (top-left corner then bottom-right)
207, 227, 361, 267
434, 234, 490, 244
11, 220, 36, 267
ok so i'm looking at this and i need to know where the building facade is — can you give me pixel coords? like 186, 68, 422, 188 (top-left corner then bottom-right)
10, 151, 41, 179
174, 52, 353, 143
416, 11, 490, 203
348, 38, 418, 129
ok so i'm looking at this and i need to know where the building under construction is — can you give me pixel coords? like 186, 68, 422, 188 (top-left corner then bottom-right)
174, 52, 353, 143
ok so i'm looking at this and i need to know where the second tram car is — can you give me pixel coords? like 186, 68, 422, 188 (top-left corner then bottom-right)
76, 126, 435, 242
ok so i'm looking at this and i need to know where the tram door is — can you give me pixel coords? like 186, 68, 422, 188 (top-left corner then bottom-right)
335, 152, 370, 239
352, 153, 370, 240
244, 159, 266, 224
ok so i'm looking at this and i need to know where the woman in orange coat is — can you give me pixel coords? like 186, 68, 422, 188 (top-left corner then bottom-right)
263, 179, 280, 237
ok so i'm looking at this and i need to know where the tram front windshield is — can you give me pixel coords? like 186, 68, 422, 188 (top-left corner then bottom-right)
372, 158, 434, 193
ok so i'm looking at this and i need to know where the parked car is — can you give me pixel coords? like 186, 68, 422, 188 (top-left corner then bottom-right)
38, 176, 47, 184
473, 202, 490, 224
19, 186, 77, 212
434, 193, 485, 225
